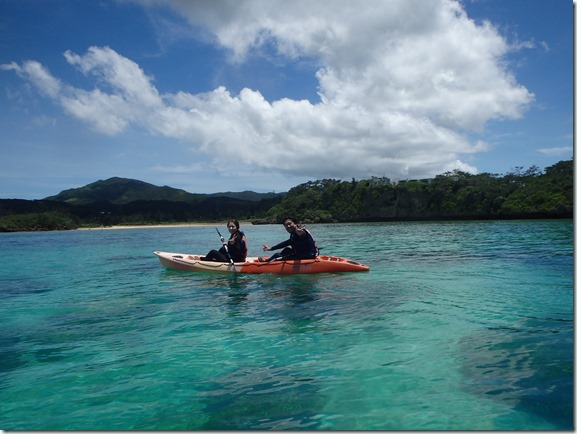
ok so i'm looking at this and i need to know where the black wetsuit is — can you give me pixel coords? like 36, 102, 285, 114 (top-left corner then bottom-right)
202, 230, 247, 262
267, 228, 318, 261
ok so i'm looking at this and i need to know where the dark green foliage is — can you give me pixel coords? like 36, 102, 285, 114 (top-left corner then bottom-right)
266, 160, 573, 223
0, 212, 79, 232
501, 161, 573, 214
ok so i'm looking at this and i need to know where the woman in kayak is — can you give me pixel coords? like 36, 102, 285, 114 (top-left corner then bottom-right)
201, 220, 248, 262
261, 217, 318, 262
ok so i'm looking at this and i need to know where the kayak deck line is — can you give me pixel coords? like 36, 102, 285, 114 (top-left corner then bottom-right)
154, 251, 369, 274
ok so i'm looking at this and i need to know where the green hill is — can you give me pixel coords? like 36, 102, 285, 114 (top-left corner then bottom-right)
43, 177, 281, 205
43, 177, 204, 205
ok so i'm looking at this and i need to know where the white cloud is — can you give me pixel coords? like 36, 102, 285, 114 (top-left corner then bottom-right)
4, 0, 535, 181
537, 146, 573, 157
2, 60, 63, 98
63, 47, 162, 109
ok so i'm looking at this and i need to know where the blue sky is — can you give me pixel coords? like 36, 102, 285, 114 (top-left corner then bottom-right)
0, 0, 573, 199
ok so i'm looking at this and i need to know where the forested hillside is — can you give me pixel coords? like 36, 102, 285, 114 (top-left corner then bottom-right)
0, 160, 572, 231
44, 177, 208, 205
264, 160, 573, 223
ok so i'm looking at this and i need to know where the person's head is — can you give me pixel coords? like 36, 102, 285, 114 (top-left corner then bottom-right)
283, 217, 298, 232
227, 220, 240, 233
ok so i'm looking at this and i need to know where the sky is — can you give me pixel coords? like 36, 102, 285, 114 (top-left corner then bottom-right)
0, 0, 573, 199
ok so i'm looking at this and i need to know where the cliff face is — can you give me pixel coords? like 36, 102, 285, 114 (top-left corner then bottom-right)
353, 187, 426, 219
394, 188, 430, 218
356, 188, 445, 220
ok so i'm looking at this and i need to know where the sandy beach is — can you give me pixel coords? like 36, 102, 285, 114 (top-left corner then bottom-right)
77, 222, 254, 230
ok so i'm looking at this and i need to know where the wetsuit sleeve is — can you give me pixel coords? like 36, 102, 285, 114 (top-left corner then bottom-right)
270, 239, 291, 251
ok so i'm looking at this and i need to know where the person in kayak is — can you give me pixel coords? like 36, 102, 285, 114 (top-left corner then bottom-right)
261, 217, 318, 262
201, 220, 248, 262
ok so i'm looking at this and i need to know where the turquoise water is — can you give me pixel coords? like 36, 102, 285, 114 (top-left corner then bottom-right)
0, 220, 573, 430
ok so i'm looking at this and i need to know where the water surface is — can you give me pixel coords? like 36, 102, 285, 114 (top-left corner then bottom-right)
0, 220, 573, 430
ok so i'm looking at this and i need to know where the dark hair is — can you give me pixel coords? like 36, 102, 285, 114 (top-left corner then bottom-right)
283, 217, 298, 224
228, 219, 240, 229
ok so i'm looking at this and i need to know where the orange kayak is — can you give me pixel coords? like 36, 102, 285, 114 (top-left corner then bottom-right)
154, 251, 369, 274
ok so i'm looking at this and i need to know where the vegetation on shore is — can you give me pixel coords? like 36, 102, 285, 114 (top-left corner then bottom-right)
0, 160, 572, 232
264, 159, 573, 223
0, 211, 80, 232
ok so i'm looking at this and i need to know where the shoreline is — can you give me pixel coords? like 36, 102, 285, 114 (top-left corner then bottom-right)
77, 222, 254, 231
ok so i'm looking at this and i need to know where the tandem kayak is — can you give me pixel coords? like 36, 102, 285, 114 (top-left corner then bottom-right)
154, 251, 370, 274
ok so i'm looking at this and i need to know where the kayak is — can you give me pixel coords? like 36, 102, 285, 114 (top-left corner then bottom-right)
154, 251, 369, 274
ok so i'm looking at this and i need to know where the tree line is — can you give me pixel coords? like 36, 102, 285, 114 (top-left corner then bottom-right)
0, 159, 572, 231
263, 159, 573, 223
0, 195, 281, 231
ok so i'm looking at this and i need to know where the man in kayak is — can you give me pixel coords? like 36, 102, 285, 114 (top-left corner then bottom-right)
201, 220, 248, 262
261, 217, 318, 262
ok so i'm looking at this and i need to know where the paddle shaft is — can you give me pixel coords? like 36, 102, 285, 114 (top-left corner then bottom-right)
215, 228, 234, 265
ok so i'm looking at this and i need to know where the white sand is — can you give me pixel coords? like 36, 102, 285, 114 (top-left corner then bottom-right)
77, 222, 253, 230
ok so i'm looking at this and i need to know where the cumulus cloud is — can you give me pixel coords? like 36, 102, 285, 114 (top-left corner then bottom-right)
3, 0, 534, 181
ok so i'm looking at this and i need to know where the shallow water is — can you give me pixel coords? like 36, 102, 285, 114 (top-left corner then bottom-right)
0, 220, 573, 430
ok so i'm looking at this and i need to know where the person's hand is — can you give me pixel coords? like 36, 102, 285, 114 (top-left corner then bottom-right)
262, 244, 270, 251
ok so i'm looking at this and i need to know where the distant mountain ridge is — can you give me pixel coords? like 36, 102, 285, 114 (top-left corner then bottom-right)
43, 177, 280, 205
1, 159, 572, 231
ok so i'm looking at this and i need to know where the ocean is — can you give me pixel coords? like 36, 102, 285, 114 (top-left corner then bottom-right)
0, 219, 573, 430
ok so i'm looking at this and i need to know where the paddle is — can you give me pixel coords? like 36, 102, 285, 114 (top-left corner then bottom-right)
215, 227, 234, 265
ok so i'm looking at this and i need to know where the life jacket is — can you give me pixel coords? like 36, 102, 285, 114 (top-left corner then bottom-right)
290, 228, 318, 258
227, 230, 247, 261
